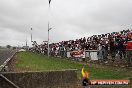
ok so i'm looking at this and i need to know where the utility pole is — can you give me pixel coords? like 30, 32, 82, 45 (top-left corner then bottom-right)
48, 23, 52, 57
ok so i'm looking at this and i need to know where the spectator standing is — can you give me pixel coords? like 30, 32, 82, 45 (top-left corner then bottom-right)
109, 38, 116, 62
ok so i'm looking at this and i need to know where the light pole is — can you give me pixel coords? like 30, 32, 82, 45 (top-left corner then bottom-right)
48, 0, 52, 57
48, 23, 52, 57
26, 35, 27, 50
31, 28, 33, 42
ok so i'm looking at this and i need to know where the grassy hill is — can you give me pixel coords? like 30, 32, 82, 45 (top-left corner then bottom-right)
13, 51, 132, 81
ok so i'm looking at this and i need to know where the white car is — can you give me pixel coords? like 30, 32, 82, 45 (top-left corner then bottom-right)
19, 49, 26, 52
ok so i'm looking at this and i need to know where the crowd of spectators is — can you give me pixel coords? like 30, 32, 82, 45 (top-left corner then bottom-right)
30, 29, 132, 62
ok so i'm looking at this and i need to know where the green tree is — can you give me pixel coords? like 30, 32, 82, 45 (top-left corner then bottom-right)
6, 45, 11, 49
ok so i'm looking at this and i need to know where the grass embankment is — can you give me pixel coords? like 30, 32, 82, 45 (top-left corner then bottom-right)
14, 51, 132, 81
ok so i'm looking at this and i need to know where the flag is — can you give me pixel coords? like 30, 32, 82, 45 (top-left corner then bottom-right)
81, 67, 89, 78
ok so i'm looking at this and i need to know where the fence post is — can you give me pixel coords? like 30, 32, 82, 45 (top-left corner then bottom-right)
126, 50, 132, 67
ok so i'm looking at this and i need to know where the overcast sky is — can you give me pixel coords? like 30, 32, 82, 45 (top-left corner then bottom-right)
0, 0, 132, 46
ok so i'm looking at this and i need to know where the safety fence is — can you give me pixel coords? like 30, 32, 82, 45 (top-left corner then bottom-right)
48, 49, 132, 67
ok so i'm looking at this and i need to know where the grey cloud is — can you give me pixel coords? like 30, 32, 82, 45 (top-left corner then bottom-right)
0, 0, 132, 46
63, 0, 132, 33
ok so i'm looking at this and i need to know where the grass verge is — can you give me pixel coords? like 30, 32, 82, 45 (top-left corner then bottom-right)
13, 51, 132, 88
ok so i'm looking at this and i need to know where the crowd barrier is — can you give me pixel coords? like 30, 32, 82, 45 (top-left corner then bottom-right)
66, 50, 98, 61
85, 50, 98, 60
31, 48, 132, 66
